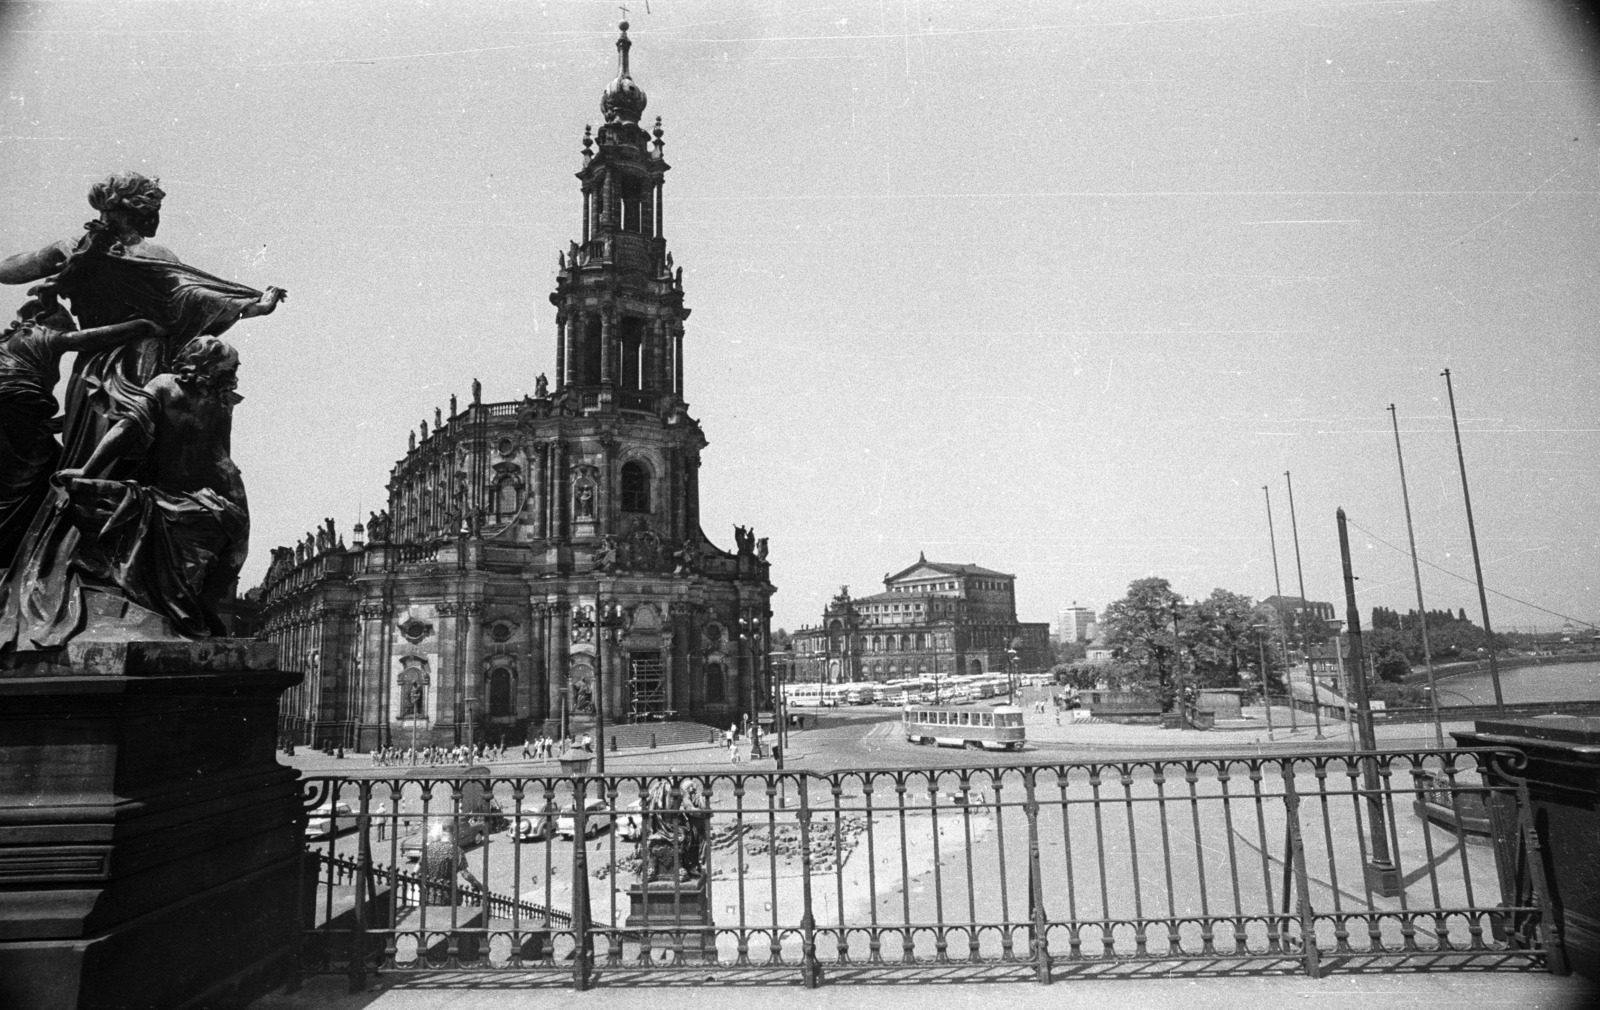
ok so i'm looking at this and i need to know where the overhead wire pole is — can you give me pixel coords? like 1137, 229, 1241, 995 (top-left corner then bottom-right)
1283, 471, 1324, 738
1263, 486, 1298, 732
1441, 369, 1505, 712
1388, 404, 1444, 748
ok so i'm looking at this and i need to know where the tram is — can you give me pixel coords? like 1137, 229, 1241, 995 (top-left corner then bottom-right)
902, 704, 1026, 750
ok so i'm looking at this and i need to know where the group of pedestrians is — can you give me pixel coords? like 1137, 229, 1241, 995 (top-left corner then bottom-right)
723, 722, 765, 763
520, 735, 581, 761
370, 742, 512, 766
1026, 687, 1082, 726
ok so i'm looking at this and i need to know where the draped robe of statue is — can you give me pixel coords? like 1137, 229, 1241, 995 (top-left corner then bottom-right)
0, 226, 264, 650
0, 321, 66, 570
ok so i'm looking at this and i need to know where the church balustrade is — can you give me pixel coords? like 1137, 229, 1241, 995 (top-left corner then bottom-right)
617, 390, 655, 413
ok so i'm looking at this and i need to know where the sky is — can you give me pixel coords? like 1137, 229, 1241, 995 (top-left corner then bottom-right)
2, 0, 1598, 636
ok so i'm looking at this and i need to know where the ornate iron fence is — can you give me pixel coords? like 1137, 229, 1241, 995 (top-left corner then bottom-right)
296, 748, 1558, 990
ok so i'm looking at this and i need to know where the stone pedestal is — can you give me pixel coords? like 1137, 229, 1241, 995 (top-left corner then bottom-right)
625, 878, 714, 960
1454, 715, 1600, 980
0, 640, 303, 1010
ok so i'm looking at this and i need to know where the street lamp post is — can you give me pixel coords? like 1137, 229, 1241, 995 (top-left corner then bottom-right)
1007, 639, 1021, 703
738, 615, 755, 742
774, 652, 788, 771
590, 600, 624, 776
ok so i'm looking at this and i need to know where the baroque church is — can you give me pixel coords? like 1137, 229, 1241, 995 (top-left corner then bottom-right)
257, 24, 775, 750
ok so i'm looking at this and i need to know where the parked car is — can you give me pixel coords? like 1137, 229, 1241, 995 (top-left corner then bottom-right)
554, 798, 610, 840
515, 799, 558, 842
305, 800, 357, 839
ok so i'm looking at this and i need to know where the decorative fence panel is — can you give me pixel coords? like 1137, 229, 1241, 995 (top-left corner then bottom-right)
296, 748, 1556, 990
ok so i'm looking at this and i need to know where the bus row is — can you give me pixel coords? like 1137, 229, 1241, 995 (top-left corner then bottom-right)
782, 673, 1028, 708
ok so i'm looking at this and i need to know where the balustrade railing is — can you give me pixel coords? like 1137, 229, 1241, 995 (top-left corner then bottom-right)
296, 748, 1557, 990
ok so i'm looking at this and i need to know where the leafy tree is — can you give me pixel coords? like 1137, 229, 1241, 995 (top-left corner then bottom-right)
1101, 578, 1183, 705
1366, 627, 1411, 683
1183, 588, 1258, 689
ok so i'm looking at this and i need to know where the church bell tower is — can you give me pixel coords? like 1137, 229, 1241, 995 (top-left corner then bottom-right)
551, 20, 687, 411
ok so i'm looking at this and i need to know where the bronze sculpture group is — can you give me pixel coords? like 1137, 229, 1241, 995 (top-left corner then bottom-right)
0, 173, 286, 651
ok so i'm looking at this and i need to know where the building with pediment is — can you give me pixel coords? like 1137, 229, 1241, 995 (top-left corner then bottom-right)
258, 23, 775, 750
790, 555, 1049, 684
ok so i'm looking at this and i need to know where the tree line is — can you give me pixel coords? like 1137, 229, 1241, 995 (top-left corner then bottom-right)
1060, 578, 1501, 709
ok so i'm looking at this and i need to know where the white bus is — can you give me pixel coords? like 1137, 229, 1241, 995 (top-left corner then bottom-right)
784, 683, 849, 708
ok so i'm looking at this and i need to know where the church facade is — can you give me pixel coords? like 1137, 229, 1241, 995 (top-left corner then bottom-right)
258, 25, 775, 750
789, 556, 1049, 684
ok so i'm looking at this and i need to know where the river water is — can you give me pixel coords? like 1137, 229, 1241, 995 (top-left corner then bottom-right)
1433, 659, 1600, 704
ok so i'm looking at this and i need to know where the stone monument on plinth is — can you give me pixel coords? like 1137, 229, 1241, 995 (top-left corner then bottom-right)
0, 173, 297, 1010
624, 778, 714, 960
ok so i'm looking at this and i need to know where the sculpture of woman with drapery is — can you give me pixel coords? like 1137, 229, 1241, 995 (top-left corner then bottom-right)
0, 173, 286, 650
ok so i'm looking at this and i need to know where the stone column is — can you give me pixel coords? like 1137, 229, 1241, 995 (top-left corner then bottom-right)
674, 328, 684, 396
599, 437, 617, 535
555, 311, 567, 390
527, 598, 544, 727
687, 453, 701, 534
556, 443, 569, 541
357, 602, 382, 747
436, 600, 459, 742
536, 443, 549, 539
462, 602, 484, 751
600, 308, 615, 386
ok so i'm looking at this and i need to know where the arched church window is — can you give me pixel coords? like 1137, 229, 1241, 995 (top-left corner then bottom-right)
582, 316, 603, 385
705, 661, 725, 704
620, 176, 643, 233
621, 461, 650, 512
488, 668, 513, 717
620, 317, 645, 390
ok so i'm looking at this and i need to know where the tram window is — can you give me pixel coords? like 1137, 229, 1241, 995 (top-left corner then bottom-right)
981, 713, 992, 727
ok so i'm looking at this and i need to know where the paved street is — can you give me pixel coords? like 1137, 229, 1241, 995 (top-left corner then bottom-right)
252, 963, 1597, 1010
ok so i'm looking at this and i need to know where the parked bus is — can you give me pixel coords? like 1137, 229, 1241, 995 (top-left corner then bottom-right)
784, 683, 849, 708
902, 704, 1026, 751
844, 683, 879, 706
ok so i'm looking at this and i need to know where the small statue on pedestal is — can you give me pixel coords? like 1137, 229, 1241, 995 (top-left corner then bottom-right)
638, 778, 709, 883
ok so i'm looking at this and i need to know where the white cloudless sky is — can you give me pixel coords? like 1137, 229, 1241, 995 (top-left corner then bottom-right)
2, 0, 1597, 635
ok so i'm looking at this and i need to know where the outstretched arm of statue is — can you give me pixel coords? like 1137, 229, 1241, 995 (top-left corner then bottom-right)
0, 240, 72, 285
238, 286, 288, 319
56, 414, 147, 483
49, 319, 167, 355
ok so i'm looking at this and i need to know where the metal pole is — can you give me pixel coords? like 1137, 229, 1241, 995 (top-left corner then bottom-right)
1441, 369, 1505, 712
1388, 405, 1444, 747
1263, 487, 1298, 731
1255, 631, 1276, 743
775, 655, 786, 771
594, 603, 607, 776
1283, 472, 1324, 738
1336, 507, 1400, 896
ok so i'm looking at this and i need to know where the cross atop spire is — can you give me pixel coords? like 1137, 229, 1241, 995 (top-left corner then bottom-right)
601, 19, 646, 124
